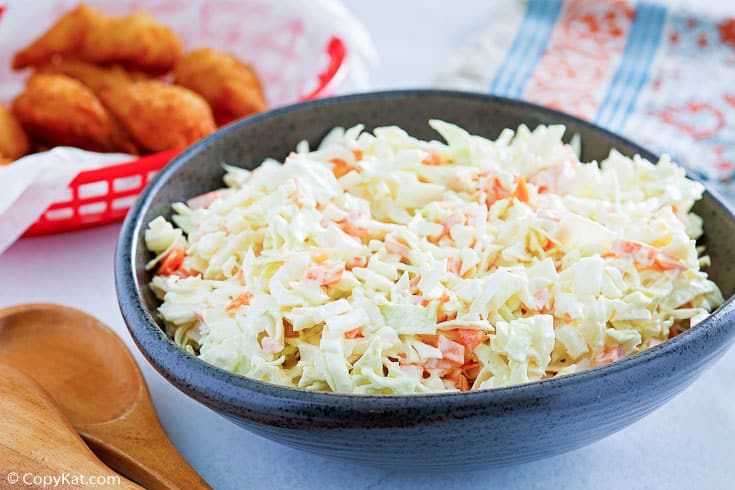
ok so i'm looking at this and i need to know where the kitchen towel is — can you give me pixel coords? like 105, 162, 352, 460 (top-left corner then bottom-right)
437, 0, 735, 200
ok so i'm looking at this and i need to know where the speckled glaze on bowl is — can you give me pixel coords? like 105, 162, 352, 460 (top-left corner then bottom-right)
116, 90, 735, 470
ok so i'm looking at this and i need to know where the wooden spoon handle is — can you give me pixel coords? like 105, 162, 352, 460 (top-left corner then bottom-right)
0, 364, 142, 490
80, 400, 210, 490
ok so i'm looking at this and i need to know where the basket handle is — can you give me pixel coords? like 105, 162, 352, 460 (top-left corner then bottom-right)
300, 36, 347, 101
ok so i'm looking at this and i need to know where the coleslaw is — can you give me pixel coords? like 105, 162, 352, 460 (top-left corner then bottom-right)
145, 121, 723, 394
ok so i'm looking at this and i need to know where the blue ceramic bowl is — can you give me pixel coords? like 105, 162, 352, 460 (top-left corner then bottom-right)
116, 90, 735, 469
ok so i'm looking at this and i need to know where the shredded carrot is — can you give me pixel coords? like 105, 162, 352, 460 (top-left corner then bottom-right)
344, 327, 364, 339
513, 176, 530, 202
421, 152, 445, 166
418, 334, 439, 347
438, 335, 465, 365
352, 149, 363, 161
438, 212, 466, 241
562, 312, 572, 324
461, 361, 481, 381
611, 240, 686, 271
158, 246, 186, 276
178, 268, 200, 278
385, 235, 411, 258
614, 240, 640, 256
437, 298, 456, 323
437, 311, 458, 324
337, 218, 369, 243
284, 319, 299, 338
329, 158, 358, 178
235, 268, 244, 281
485, 177, 509, 207
305, 261, 345, 286
186, 190, 231, 210
443, 367, 470, 391
452, 329, 488, 353
424, 358, 456, 370
409, 274, 422, 289
472, 170, 490, 182
226, 292, 253, 312
653, 254, 687, 272
158, 246, 184, 275
346, 255, 368, 270
595, 345, 625, 366
447, 256, 462, 275
421, 291, 452, 310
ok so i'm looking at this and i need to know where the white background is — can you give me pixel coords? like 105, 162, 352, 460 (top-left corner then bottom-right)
1, 1, 734, 488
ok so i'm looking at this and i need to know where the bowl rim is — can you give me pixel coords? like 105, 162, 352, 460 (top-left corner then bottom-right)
116, 89, 735, 419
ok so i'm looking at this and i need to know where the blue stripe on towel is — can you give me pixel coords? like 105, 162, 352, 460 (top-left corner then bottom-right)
595, 2, 668, 131
489, 0, 563, 98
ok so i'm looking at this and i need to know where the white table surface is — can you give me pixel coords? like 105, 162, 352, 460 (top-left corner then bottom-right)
2, 1, 734, 489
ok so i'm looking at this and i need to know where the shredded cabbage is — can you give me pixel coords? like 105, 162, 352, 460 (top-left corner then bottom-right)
145, 121, 723, 394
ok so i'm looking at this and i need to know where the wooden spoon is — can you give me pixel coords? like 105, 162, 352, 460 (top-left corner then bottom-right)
0, 363, 142, 489
0, 304, 210, 490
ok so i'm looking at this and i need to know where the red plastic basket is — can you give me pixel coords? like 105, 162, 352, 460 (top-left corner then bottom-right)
21, 36, 347, 237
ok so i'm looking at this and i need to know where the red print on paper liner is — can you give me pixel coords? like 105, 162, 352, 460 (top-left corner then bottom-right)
718, 18, 735, 49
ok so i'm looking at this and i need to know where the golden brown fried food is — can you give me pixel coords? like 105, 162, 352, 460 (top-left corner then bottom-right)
13, 4, 182, 75
35, 57, 148, 94
99, 81, 216, 153
0, 104, 31, 160
12, 74, 138, 154
0, 154, 14, 166
12, 5, 98, 70
82, 10, 182, 75
173, 48, 267, 125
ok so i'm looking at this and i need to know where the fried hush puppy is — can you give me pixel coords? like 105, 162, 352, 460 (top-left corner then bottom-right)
35, 57, 148, 94
99, 81, 216, 153
13, 4, 181, 75
174, 48, 267, 125
82, 10, 182, 75
12, 74, 137, 154
11, 5, 96, 71
0, 104, 31, 160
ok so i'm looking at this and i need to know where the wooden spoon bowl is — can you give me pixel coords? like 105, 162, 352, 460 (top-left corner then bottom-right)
0, 304, 210, 490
